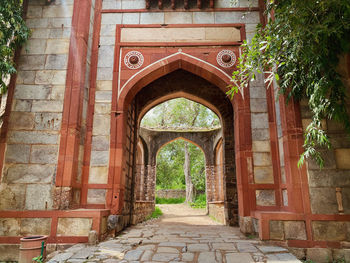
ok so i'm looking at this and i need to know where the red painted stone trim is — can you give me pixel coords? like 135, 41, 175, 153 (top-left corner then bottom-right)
56, 0, 92, 187
101, 7, 260, 13
80, 0, 103, 207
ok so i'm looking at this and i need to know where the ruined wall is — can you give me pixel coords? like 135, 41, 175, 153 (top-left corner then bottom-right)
156, 190, 186, 199
0, 0, 74, 211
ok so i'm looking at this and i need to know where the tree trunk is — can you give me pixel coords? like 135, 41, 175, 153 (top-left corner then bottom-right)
184, 142, 194, 203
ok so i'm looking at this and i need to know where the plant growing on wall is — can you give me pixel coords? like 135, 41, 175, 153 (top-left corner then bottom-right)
0, 0, 30, 93
229, 0, 350, 167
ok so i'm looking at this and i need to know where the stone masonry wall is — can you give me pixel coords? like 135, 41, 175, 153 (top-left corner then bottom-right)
156, 190, 186, 199
0, 0, 73, 211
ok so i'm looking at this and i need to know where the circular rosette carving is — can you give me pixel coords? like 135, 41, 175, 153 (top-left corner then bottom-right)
124, 51, 144, 69
216, 50, 236, 68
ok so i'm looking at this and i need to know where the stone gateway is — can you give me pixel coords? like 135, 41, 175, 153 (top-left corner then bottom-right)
0, 0, 349, 261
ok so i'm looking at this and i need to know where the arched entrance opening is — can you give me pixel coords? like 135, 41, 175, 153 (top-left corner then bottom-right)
109, 54, 253, 230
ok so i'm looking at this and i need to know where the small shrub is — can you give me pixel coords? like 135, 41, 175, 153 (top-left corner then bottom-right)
155, 196, 185, 204
190, 194, 206, 209
146, 206, 163, 220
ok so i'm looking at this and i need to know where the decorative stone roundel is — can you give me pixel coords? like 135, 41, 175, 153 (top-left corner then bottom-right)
124, 51, 144, 69
216, 50, 236, 68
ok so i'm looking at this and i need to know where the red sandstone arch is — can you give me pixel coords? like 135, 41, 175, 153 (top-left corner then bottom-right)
117, 53, 232, 112
109, 54, 253, 220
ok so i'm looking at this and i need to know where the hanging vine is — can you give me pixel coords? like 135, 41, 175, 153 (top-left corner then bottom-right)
229, 0, 350, 168
0, 0, 30, 93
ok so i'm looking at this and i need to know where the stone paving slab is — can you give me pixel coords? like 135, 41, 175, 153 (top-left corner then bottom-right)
47, 204, 301, 263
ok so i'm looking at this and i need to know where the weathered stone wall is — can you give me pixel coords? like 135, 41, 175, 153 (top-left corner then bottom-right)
156, 190, 186, 199
0, 0, 73, 211
132, 201, 154, 225
208, 202, 225, 224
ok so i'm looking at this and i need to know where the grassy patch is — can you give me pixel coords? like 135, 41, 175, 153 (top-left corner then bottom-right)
190, 194, 206, 209
155, 196, 185, 204
146, 206, 163, 220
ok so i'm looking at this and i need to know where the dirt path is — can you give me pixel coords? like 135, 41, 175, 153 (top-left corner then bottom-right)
157, 203, 220, 225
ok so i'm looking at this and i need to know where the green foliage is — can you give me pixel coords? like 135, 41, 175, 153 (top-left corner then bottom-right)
190, 193, 206, 209
0, 0, 30, 93
229, 0, 350, 168
141, 98, 220, 129
156, 139, 205, 191
32, 255, 43, 263
146, 206, 163, 220
155, 196, 185, 204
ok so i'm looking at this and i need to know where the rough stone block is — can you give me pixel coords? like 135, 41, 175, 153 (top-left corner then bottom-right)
57, 218, 92, 236
193, 12, 214, 24
252, 140, 270, 152
48, 17, 72, 28
90, 151, 109, 166
27, 5, 43, 18
20, 218, 51, 236
270, 220, 284, 240
97, 46, 115, 68
252, 128, 270, 141
312, 221, 347, 241
0, 184, 25, 210
226, 253, 253, 263
46, 39, 70, 54
22, 39, 47, 55
101, 13, 122, 24
8, 131, 58, 144
32, 100, 63, 112
9, 112, 35, 130
25, 184, 53, 210
335, 149, 350, 169
140, 12, 164, 24
45, 54, 68, 70
30, 145, 58, 164
165, 12, 192, 24
102, 0, 121, 9
14, 85, 50, 100
121, 0, 145, 9
0, 218, 20, 236
122, 13, 140, 24
251, 113, 269, 129
95, 91, 112, 103
0, 244, 19, 261
92, 136, 110, 151
13, 100, 32, 112
306, 248, 332, 263
5, 144, 30, 163
50, 86, 65, 100
254, 166, 274, 184
16, 71, 36, 85
49, 28, 71, 39
26, 18, 49, 28
4, 164, 54, 184
31, 28, 50, 39
89, 166, 108, 184
92, 115, 110, 135
250, 98, 267, 113
253, 152, 272, 166
333, 249, 350, 262
87, 189, 106, 204
100, 25, 116, 37
256, 190, 275, 206
309, 187, 338, 214
35, 70, 66, 85
43, 5, 73, 17
34, 112, 62, 130
95, 103, 111, 114
215, 11, 260, 24
284, 221, 307, 240
96, 67, 113, 80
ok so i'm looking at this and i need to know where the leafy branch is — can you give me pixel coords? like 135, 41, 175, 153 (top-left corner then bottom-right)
0, 0, 30, 93
229, 0, 350, 168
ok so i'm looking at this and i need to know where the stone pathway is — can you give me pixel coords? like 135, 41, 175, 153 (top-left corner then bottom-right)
47, 204, 300, 263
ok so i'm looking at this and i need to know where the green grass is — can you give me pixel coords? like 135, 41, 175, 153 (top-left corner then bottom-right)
155, 196, 185, 204
190, 194, 206, 209
302, 257, 345, 263
146, 206, 163, 220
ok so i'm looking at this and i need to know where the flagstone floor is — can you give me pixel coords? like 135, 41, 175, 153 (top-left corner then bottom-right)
47, 204, 300, 263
